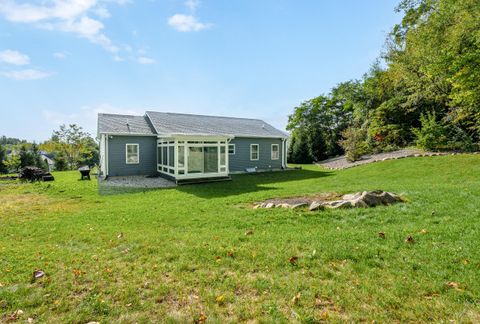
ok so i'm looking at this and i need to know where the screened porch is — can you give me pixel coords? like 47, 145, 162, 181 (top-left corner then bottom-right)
157, 136, 231, 179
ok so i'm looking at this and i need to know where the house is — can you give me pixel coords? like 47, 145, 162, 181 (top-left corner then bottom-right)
39, 151, 55, 172
98, 111, 289, 182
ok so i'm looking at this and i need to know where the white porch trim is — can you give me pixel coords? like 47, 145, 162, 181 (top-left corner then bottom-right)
157, 135, 232, 180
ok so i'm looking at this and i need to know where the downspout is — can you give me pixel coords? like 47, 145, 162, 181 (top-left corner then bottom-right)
105, 135, 109, 178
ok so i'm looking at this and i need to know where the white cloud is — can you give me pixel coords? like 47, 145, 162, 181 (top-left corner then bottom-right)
185, 0, 200, 12
0, 69, 52, 80
53, 51, 68, 59
168, 14, 210, 32
137, 56, 156, 64
0, 0, 124, 55
0, 49, 30, 65
94, 6, 110, 18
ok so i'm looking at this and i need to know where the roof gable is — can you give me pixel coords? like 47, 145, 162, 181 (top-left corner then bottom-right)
98, 113, 156, 135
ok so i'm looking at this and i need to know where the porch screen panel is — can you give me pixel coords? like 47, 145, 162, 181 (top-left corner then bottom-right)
188, 147, 204, 173
204, 147, 218, 173
168, 146, 174, 167
178, 146, 185, 168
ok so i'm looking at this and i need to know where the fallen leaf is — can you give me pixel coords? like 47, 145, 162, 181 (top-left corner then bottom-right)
378, 232, 386, 239
320, 311, 329, 320
292, 292, 301, 304
32, 270, 45, 282
73, 269, 82, 277
420, 229, 428, 234
288, 256, 299, 265
405, 236, 414, 243
105, 268, 112, 273
117, 233, 123, 239
227, 251, 234, 258
215, 256, 222, 262
446, 281, 460, 289
195, 313, 207, 324
215, 295, 225, 304
27, 317, 34, 323
126, 303, 132, 307
463, 259, 469, 265
245, 230, 254, 236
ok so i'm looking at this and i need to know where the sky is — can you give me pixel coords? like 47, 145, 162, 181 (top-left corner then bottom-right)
0, 0, 402, 142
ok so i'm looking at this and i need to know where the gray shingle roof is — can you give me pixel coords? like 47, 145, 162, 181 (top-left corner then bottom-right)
98, 111, 288, 138
97, 113, 156, 135
146, 111, 288, 138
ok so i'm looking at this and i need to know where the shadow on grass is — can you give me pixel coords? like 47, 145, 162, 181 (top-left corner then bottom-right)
177, 169, 333, 198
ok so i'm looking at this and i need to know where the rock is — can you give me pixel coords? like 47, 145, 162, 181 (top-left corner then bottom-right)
290, 203, 308, 209
342, 192, 362, 201
253, 204, 261, 209
325, 200, 353, 209
309, 201, 324, 211
264, 203, 275, 209
276, 203, 291, 208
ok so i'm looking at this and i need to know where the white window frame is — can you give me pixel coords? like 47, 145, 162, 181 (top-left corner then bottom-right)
250, 144, 259, 161
126, 143, 140, 164
228, 144, 235, 155
271, 144, 279, 160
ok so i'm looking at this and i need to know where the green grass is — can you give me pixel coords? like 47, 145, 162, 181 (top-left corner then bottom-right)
1, 155, 480, 323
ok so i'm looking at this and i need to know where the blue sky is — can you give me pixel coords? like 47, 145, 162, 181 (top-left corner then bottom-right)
0, 0, 401, 141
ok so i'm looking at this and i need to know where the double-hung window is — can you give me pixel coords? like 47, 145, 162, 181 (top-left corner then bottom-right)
271, 144, 279, 160
228, 144, 235, 155
250, 144, 259, 161
126, 144, 139, 164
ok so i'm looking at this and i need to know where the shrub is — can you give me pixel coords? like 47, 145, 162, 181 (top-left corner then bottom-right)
339, 127, 367, 162
412, 112, 448, 151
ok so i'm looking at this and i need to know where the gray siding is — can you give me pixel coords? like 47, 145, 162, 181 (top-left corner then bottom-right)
229, 137, 284, 172
107, 135, 158, 176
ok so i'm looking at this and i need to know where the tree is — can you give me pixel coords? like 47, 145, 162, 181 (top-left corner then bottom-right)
19, 144, 35, 168
40, 124, 99, 170
3, 154, 20, 173
0, 145, 7, 173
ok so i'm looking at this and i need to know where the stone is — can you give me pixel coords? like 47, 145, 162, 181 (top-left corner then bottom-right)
290, 203, 308, 209
342, 192, 362, 201
264, 203, 275, 209
325, 200, 353, 209
309, 201, 325, 211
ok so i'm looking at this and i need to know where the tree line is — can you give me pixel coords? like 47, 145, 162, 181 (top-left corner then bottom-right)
0, 124, 98, 174
288, 0, 480, 163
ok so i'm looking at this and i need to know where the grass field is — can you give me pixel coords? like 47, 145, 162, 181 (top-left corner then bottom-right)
1, 155, 480, 323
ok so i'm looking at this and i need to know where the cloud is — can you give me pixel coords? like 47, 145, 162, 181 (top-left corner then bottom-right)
137, 56, 156, 64
0, 0, 124, 55
185, 0, 200, 12
0, 69, 52, 80
168, 14, 210, 32
0, 49, 30, 65
53, 51, 68, 59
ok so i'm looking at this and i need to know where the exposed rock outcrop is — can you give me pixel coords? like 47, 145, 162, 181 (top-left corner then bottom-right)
254, 190, 402, 210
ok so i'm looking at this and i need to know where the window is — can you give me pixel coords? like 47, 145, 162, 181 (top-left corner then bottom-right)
228, 144, 235, 155
250, 144, 259, 161
220, 146, 226, 166
126, 144, 139, 164
271, 144, 279, 160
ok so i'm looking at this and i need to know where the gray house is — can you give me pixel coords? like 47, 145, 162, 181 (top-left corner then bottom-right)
98, 111, 289, 182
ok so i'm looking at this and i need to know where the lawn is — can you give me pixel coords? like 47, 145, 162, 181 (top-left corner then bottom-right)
1, 155, 480, 323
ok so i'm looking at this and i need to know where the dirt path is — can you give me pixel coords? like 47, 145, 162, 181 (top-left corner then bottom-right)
316, 148, 449, 170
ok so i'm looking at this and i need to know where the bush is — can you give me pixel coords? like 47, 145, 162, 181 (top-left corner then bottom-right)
413, 112, 476, 151
412, 112, 448, 151
339, 127, 367, 162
